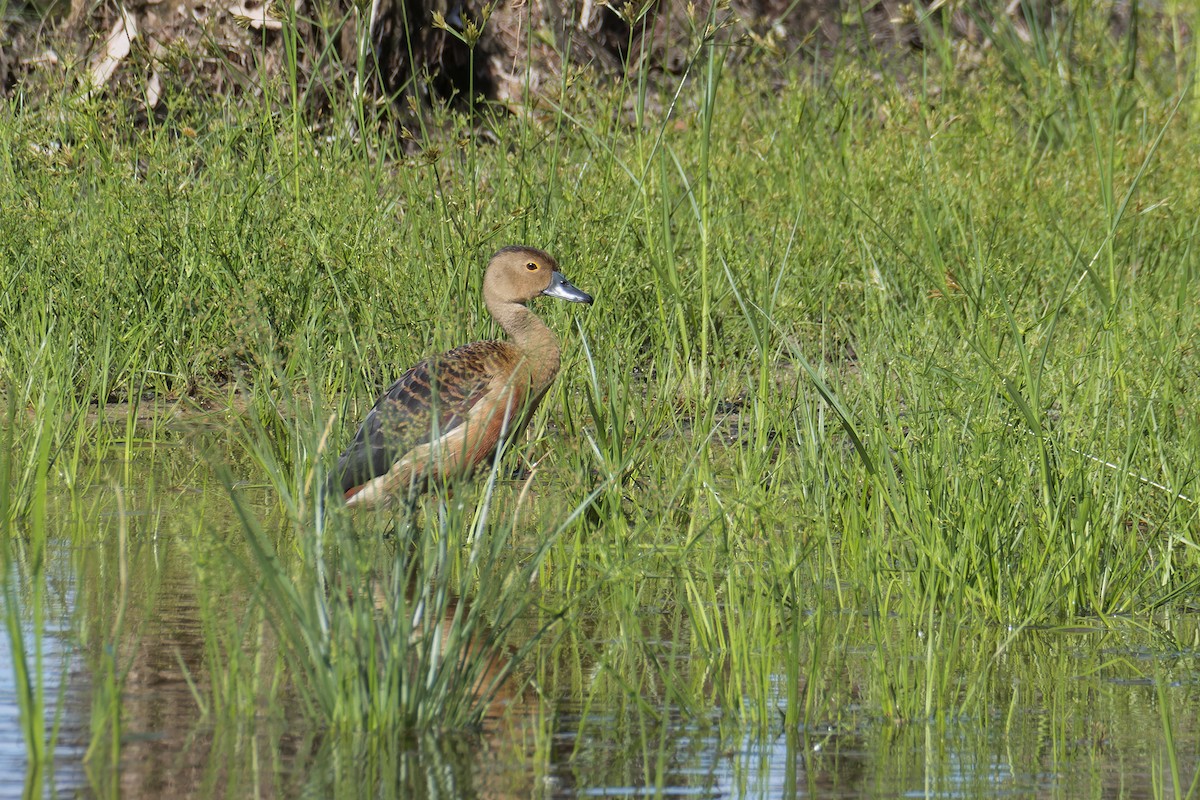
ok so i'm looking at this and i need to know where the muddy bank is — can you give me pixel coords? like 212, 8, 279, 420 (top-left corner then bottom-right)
1, 1, 1112, 114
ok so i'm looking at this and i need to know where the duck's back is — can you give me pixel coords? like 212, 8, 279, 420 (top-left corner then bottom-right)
331, 339, 539, 503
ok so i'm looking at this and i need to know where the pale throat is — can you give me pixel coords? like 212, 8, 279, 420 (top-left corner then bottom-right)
488, 299, 562, 389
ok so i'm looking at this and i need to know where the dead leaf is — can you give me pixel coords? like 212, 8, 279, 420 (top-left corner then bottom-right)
86, 6, 138, 93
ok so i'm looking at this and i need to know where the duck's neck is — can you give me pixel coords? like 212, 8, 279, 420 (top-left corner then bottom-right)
488, 298, 562, 391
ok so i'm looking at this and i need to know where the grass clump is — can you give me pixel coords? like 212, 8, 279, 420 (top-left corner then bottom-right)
215, 359, 610, 732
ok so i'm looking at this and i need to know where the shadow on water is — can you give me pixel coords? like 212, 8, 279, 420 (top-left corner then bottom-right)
0, 434, 1198, 798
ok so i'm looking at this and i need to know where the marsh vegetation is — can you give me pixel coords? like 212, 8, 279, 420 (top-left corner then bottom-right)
1, 1, 1199, 797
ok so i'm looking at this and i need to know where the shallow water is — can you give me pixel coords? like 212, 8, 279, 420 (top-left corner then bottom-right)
5, 596, 1196, 797
1, 450, 1197, 799
0, 551, 89, 800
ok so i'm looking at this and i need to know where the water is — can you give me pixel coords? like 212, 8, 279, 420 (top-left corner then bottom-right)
0, 551, 89, 799
2, 596, 1197, 797
0, 460, 1197, 798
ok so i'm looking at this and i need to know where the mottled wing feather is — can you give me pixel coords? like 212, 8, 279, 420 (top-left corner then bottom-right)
332, 341, 509, 496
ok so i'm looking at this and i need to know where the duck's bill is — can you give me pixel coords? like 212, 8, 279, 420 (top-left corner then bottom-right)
543, 271, 594, 304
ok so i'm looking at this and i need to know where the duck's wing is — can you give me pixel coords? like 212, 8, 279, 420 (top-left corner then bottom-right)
330, 341, 513, 499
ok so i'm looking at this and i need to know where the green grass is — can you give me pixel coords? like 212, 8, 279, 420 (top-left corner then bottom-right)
2, 1, 1200, 793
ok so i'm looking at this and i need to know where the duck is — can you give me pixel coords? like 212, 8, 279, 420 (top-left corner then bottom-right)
327, 245, 593, 508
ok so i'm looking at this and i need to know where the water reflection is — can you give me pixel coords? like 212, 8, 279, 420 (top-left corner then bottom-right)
0, 546, 89, 800
9, 571, 1200, 800
1, 467, 1199, 798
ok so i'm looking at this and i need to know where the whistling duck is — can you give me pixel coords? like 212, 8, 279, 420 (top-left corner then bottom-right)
328, 246, 593, 508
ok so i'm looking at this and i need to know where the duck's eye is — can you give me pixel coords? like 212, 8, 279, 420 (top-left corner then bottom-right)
526, 262, 539, 271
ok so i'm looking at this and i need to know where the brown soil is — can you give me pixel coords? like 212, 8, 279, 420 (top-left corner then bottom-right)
1, 1, 1012, 115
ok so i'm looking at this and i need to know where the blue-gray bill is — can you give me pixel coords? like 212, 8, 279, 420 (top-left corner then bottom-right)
543, 271, 593, 304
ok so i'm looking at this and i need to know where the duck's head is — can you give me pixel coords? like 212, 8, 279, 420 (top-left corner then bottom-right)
484, 246, 593, 307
